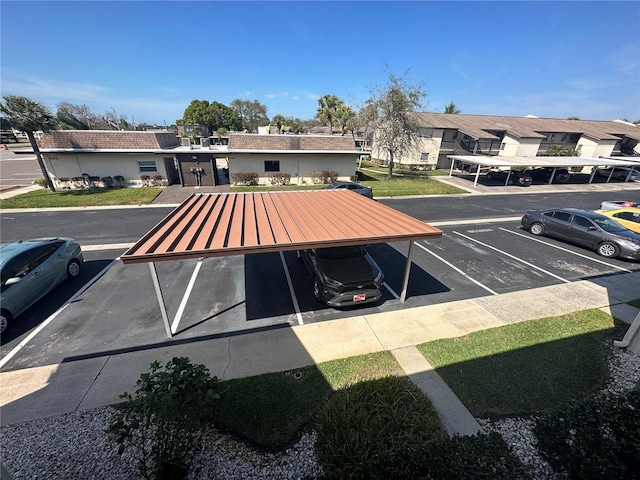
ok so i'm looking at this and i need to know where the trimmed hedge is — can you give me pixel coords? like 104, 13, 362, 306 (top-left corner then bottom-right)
364, 432, 533, 480
230, 172, 259, 186
534, 389, 640, 479
267, 172, 291, 186
311, 170, 338, 184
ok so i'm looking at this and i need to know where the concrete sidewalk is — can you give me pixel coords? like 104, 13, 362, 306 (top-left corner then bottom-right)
2, 271, 639, 434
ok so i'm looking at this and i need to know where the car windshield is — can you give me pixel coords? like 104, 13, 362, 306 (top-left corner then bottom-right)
593, 217, 628, 233
316, 246, 362, 259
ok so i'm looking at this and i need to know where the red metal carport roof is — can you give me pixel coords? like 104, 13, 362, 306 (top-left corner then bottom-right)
121, 190, 442, 264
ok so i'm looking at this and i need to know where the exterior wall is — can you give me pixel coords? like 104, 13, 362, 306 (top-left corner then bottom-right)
513, 138, 541, 157
576, 138, 615, 158
370, 129, 442, 169
43, 152, 170, 187
228, 153, 357, 185
497, 134, 521, 156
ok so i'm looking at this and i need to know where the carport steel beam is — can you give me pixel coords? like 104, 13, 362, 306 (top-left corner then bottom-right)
123, 190, 443, 337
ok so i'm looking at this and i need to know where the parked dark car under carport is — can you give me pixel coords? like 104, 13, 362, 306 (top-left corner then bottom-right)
298, 245, 384, 307
524, 167, 570, 184
485, 169, 532, 186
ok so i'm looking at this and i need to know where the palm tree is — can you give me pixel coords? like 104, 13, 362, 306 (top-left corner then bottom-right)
1, 95, 58, 192
316, 94, 344, 134
444, 101, 461, 114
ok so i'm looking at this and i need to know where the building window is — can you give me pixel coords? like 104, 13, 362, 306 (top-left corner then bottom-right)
264, 160, 280, 172
500, 143, 506, 150
420, 152, 429, 162
138, 160, 158, 173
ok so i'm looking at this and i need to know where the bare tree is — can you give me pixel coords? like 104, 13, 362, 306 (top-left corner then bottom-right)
1, 95, 58, 191
368, 71, 427, 178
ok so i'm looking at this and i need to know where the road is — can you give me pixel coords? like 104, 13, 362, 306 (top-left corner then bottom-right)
0, 148, 40, 190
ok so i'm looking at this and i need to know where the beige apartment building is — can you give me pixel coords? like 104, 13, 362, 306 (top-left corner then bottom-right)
371, 113, 640, 169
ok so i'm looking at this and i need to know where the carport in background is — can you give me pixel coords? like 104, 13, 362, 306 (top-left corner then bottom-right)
448, 155, 640, 186
121, 190, 443, 337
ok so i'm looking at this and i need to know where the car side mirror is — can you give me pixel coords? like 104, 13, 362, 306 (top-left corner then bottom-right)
5, 277, 22, 286
588, 226, 597, 230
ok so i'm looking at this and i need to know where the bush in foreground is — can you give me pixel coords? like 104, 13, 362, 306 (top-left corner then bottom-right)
106, 357, 221, 480
534, 389, 640, 479
316, 376, 446, 479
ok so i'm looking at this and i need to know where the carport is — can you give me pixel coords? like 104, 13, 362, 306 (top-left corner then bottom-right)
448, 155, 640, 187
121, 190, 443, 337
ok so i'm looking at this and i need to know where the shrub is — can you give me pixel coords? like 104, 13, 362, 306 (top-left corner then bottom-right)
364, 432, 533, 480
106, 357, 221, 480
32, 177, 47, 187
311, 170, 339, 184
101, 176, 114, 188
267, 172, 291, 186
113, 175, 126, 188
533, 390, 640, 479
230, 172, 259, 186
152, 174, 164, 186
316, 376, 445, 479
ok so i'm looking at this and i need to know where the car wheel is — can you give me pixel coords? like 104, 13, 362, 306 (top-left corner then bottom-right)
313, 278, 322, 301
529, 223, 545, 236
0, 309, 12, 334
67, 259, 81, 279
597, 242, 619, 258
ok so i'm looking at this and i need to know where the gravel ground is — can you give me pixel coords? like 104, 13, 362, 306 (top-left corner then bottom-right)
1, 344, 638, 479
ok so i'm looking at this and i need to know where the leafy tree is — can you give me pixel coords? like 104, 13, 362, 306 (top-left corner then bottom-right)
271, 114, 287, 130
444, 101, 461, 114
57, 102, 102, 129
316, 94, 345, 134
544, 144, 578, 156
567, 116, 580, 120
1, 95, 58, 191
356, 101, 379, 150
179, 99, 212, 127
230, 99, 269, 132
335, 104, 356, 135
179, 99, 241, 132
368, 70, 427, 178
208, 101, 242, 132
56, 106, 91, 130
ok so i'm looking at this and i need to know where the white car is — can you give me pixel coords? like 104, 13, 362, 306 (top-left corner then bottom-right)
599, 201, 640, 211
594, 167, 640, 182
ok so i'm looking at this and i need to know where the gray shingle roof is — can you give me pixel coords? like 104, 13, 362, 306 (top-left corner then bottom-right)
42, 131, 179, 149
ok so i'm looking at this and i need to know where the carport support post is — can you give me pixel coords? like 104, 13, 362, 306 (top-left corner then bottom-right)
148, 262, 173, 338
400, 241, 415, 303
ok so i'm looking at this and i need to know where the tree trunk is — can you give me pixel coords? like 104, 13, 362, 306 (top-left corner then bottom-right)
387, 150, 394, 179
27, 131, 56, 192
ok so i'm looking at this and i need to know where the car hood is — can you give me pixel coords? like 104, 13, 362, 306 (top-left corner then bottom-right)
612, 230, 640, 243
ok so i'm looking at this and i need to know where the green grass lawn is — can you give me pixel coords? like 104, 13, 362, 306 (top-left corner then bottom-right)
212, 351, 405, 447
209, 309, 621, 447
416, 309, 618, 416
357, 170, 466, 196
0, 187, 162, 208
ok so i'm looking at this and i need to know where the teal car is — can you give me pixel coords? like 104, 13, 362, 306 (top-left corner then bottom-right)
1, 238, 83, 332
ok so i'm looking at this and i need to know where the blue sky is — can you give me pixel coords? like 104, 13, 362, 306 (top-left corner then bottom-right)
1, 1, 639, 125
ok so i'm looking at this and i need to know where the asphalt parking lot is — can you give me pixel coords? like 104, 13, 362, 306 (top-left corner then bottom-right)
2, 216, 639, 371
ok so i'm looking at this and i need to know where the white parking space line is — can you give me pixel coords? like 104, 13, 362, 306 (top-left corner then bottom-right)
0, 259, 118, 370
171, 261, 203, 334
453, 231, 571, 284
81, 243, 133, 252
416, 241, 498, 295
384, 282, 400, 299
280, 252, 304, 325
499, 227, 632, 273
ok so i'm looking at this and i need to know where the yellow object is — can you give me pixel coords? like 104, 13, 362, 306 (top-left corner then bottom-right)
595, 207, 640, 233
